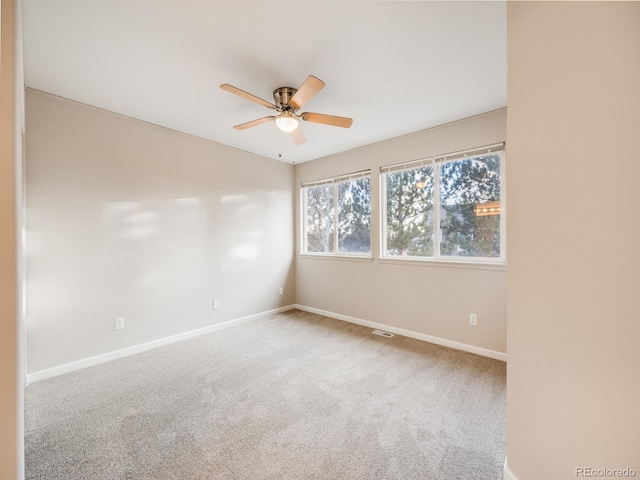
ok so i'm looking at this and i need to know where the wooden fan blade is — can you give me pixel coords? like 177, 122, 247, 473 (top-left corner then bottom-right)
302, 112, 353, 128
289, 76, 325, 110
291, 126, 306, 145
233, 116, 275, 130
220, 84, 276, 109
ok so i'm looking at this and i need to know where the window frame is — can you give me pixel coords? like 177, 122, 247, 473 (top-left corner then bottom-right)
301, 170, 372, 258
380, 144, 506, 265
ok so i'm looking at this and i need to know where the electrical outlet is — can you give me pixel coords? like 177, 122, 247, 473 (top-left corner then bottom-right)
115, 316, 125, 330
213, 298, 220, 310
469, 313, 477, 326
279, 287, 283, 296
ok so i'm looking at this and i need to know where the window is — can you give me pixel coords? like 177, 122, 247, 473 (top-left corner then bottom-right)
382, 144, 505, 262
302, 171, 371, 255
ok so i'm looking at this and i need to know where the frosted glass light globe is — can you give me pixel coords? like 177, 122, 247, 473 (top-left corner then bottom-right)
275, 114, 299, 132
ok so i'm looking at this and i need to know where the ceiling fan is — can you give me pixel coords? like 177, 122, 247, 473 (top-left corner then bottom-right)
220, 75, 353, 145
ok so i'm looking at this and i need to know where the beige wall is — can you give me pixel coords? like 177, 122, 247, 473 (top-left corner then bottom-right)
507, 3, 640, 479
295, 110, 507, 354
25, 90, 295, 374
1, 0, 23, 477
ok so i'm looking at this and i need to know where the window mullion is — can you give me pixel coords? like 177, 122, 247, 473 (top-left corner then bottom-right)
499, 151, 506, 261
433, 158, 441, 259
380, 173, 387, 257
333, 182, 339, 253
302, 189, 307, 253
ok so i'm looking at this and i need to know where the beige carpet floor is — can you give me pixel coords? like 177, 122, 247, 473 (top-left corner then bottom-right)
25, 309, 506, 479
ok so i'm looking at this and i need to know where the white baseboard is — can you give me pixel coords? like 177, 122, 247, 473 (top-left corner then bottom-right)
28, 303, 505, 383
293, 304, 507, 362
504, 458, 518, 480
27, 305, 296, 384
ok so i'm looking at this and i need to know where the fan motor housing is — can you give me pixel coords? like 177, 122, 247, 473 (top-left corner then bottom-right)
273, 87, 297, 111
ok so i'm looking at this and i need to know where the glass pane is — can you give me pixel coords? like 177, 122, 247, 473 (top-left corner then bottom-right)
305, 184, 334, 252
385, 165, 434, 256
337, 177, 371, 253
439, 154, 501, 258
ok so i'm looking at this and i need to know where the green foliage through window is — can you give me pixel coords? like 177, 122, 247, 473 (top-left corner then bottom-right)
385, 166, 434, 256
384, 152, 503, 260
304, 174, 371, 254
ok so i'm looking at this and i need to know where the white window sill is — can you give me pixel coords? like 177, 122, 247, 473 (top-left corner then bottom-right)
298, 254, 505, 270
299, 253, 374, 263
377, 256, 506, 271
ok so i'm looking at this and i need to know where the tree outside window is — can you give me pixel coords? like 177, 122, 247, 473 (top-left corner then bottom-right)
304, 173, 371, 255
384, 151, 504, 261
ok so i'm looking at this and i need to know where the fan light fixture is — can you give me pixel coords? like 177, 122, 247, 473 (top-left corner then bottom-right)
274, 113, 299, 132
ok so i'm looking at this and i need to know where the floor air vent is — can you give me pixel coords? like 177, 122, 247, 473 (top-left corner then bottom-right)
372, 330, 394, 338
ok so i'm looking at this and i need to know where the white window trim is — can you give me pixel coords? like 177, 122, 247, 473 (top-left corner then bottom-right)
380, 144, 506, 264
299, 253, 374, 262
376, 256, 506, 272
301, 170, 370, 188
301, 170, 372, 256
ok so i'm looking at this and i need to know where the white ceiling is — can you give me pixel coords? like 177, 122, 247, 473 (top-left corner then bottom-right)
23, 1, 506, 164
